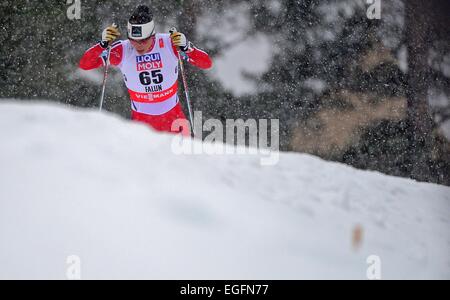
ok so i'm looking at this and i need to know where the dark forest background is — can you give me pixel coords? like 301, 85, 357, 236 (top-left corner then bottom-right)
1, 0, 449, 185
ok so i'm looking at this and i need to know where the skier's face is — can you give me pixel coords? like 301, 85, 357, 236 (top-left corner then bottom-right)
129, 35, 155, 54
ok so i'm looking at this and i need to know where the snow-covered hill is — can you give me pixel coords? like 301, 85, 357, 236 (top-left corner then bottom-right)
0, 100, 449, 279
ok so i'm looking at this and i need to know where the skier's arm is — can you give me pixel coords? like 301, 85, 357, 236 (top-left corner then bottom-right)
170, 31, 212, 70
79, 24, 123, 70
181, 47, 213, 70
79, 42, 123, 70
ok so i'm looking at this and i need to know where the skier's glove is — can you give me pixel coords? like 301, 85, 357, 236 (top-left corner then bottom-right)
100, 24, 120, 48
170, 31, 192, 52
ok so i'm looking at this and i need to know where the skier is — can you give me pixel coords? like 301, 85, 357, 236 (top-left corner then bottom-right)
79, 5, 212, 135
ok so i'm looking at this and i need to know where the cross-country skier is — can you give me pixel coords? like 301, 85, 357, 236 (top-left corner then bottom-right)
79, 5, 212, 134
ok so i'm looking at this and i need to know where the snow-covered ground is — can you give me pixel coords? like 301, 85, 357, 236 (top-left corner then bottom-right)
0, 100, 449, 279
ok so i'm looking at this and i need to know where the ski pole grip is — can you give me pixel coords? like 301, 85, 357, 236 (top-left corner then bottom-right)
169, 27, 177, 34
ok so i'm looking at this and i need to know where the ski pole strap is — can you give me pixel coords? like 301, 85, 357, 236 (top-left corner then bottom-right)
101, 46, 112, 67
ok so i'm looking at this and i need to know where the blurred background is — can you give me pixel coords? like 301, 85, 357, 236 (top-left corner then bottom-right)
0, 0, 449, 185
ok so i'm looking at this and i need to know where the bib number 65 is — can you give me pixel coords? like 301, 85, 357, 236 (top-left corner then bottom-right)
139, 70, 163, 85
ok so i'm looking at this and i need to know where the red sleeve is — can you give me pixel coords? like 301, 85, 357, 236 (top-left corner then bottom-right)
171, 44, 213, 70
186, 47, 213, 70
79, 42, 123, 70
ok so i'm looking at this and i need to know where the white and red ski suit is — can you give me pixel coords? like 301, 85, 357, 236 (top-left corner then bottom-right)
79, 34, 212, 134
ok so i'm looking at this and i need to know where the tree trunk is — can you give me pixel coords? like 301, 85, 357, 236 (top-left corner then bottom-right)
404, 0, 435, 182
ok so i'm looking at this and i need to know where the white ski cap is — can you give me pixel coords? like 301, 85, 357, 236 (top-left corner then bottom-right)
127, 21, 155, 40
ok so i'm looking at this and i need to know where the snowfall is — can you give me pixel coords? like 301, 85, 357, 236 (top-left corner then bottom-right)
0, 100, 449, 279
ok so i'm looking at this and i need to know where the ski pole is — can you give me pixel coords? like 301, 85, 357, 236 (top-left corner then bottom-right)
99, 45, 112, 112
170, 27, 195, 137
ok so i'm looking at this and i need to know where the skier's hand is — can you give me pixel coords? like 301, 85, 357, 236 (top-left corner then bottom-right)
101, 24, 120, 48
170, 30, 191, 52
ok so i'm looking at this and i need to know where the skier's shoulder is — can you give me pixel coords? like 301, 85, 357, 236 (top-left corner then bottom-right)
111, 39, 126, 49
156, 33, 173, 45
114, 39, 134, 54
156, 33, 170, 39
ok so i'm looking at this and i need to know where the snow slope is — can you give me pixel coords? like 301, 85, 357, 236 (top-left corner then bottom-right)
0, 100, 449, 279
